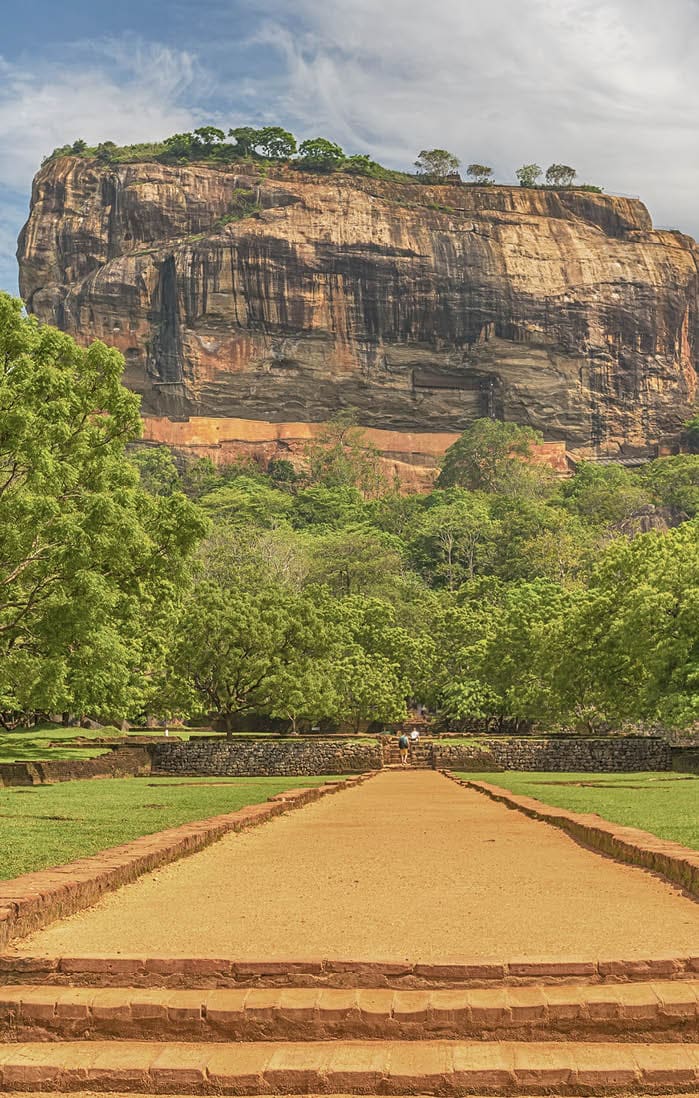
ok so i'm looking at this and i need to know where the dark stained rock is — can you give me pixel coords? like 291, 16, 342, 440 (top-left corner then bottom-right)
17, 157, 699, 462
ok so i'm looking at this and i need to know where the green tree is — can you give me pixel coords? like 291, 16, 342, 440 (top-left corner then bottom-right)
410, 492, 497, 588
193, 126, 226, 153
46, 144, 73, 161
228, 126, 262, 156
343, 154, 385, 177
256, 126, 297, 159
414, 149, 460, 180
330, 595, 436, 703
466, 163, 494, 184
430, 602, 495, 724
488, 496, 593, 584
267, 457, 300, 488
293, 486, 371, 530
71, 139, 87, 154
683, 414, 699, 454
561, 462, 652, 527
268, 659, 337, 734
297, 138, 346, 171
546, 163, 577, 187
96, 141, 118, 164
179, 456, 219, 499
369, 491, 427, 538
516, 164, 543, 187
161, 132, 198, 160
473, 581, 567, 729
166, 581, 327, 733
642, 455, 699, 517
130, 446, 181, 497
329, 650, 407, 732
305, 527, 405, 598
437, 419, 543, 493
551, 522, 699, 729
0, 294, 206, 720
198, 476, 293, 528
302, 413, 387, 496
198, 524, 310, 592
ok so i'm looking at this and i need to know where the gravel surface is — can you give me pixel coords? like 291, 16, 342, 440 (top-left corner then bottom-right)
13, 771, 699, 962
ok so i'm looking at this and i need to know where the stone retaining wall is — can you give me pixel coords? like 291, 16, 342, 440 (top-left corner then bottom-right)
0, 747, 151, 787
671, 747, 699, 773
435, 736, 671, 772
152, 739, 382, 776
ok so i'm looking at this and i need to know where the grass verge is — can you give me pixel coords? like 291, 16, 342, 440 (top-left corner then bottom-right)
0, 775, 340, 880
0, 724, 369, 762
459, 771, 699, 851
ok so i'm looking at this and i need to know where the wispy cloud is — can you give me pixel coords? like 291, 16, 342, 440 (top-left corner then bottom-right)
0, 37, 207, 289
2, 0, 699, 293
249, 0, 699, 232
0, 191, 25, 293
0, 40, 205, 190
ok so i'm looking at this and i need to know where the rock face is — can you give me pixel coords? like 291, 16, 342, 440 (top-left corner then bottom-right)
17, 156, 699, 462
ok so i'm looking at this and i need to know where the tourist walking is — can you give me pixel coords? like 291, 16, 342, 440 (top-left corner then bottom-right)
398, 732, 410, 767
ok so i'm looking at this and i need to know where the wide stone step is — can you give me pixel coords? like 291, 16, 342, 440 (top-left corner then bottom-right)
3, 954, 696, 988
3, 1039, 699, 1093
3, 982, 699, 1042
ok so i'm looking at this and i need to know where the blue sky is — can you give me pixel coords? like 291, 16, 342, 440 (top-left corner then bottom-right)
2, 0, 699, 294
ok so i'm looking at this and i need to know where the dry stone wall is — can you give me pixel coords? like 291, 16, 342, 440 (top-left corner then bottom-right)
151, 739, 382, 776
435, 736, 671, 772
151, 735, 670, 775
0, 747, 151, 787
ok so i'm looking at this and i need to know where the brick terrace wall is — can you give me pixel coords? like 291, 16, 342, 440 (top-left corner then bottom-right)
152, 739, 382, 776
0, 747, 151, 787
435, 736, 671, 772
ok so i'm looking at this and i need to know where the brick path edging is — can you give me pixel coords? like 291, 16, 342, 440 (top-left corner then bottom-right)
447, 773, 699, 901
0, 773, 377, 950
2, 952, 698, 989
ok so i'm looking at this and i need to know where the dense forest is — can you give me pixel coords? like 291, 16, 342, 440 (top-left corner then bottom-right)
1, 293, 696, 733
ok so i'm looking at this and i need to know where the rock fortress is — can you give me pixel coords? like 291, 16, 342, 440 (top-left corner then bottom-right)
17, 157, 699, 484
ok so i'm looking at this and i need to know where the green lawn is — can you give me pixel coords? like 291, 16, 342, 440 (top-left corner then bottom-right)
0, 724, 368, 762
0, 775, 340, 880
0, 723, 142, 762
459, 771, 699, 851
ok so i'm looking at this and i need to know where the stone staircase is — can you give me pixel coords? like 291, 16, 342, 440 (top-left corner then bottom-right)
3, 957, 699, 1093
382, 739, 435, 768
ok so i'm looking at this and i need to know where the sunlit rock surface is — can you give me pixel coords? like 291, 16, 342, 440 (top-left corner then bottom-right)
18, 157, 699, 470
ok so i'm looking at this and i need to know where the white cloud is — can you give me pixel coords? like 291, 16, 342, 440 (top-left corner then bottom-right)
250, 0, 699, 235
0, 192, 25, 293
0, 38, 208, 291
0, 40, 205, 191
2, 0, 698, 294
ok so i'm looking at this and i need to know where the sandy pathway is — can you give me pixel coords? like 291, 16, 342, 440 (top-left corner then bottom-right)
13, 771, 699, 961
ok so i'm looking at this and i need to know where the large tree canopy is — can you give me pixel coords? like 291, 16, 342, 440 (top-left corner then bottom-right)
2, 300, 696, 736
0, 295, 206, 721
437, 419, 546, 494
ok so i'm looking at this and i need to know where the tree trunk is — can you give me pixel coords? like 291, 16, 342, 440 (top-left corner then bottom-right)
224, 711, 234, 740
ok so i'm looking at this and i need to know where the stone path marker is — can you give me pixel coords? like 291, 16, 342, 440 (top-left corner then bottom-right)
4, 769, 699, 1095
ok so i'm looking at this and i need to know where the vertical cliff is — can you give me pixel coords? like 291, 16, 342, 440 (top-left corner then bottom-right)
17, 157, 699, 465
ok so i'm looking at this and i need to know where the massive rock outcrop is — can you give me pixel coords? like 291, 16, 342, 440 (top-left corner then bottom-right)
17, 156, 699, 469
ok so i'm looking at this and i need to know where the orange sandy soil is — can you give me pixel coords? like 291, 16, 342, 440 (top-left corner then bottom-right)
12, 771, 699, 962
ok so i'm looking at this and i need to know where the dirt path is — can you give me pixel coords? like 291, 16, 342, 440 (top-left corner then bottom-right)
13, 771, 699, 962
